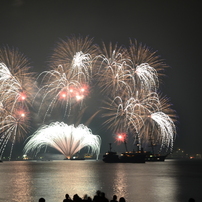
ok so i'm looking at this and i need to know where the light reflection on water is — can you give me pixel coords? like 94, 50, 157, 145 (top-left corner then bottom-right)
0, 159, 202, 202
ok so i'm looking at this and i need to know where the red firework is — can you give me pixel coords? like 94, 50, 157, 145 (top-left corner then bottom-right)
115, 133, 127, 144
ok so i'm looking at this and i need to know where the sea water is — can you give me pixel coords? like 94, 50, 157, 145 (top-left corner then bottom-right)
0, 159, 202, 202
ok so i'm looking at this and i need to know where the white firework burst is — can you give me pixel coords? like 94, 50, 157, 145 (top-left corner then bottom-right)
23, 122, 101, 160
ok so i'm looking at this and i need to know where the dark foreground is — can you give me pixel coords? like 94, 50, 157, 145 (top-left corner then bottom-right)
39, 190, 126, 202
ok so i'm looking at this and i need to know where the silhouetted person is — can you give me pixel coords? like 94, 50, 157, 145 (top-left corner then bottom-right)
82, 194, 93, 201
93, 190, 102, 202
110, 195, 118, 202
73, 194, 82, 202
119, 197, 126, 202
39, 198, 45, 202
63, 193, 72, 202
100, 192, 109, 202
87, 196, 92, 201
83, 194, 88, 201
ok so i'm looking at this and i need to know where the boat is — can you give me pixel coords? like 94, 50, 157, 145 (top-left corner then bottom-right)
103, 151, 120, 163
120, 151, 146, 163
144, 134, 168, 161
103, 143, 146, 163
145, 152, 167, 161
118, 135, 146, 163
103, 143, 120, 163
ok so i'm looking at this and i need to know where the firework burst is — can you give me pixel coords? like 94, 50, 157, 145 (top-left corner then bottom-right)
0, 46, 35, 159
127, 39, 167, 75
0, 46, 36, 111
23, 122, 101, 160
94, 42, 134, 97
138, 95, 177, 151
0, 109, 30, 159
102, 91, 161, 132
102, 91, 176, 152
0, 37, 177, 157
49, 35, 99, 81
35, 36, 99, 120
35, 65, 90, 121
96, 39, 176, 152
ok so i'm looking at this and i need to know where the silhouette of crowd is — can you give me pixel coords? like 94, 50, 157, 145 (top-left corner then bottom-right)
39, 191, 195, 202
38, 190, 126, 202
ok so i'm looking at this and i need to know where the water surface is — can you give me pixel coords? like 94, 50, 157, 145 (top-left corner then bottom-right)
0, 159, 202, 202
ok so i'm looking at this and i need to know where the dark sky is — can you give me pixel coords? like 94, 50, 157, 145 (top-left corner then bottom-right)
0, 0, 201, 155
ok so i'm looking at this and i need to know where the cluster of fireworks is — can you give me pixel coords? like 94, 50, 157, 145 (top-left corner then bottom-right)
0, 46, 37, 159
0, 36, 177, 159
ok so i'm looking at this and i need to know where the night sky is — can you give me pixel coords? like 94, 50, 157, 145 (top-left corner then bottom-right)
0, 0, 201, 155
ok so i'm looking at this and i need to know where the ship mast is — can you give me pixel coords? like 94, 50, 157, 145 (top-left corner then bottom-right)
124, 139, 128, 152
109, 143, 112, 152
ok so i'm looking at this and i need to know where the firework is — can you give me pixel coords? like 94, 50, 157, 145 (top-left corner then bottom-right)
48, 35, 99, 84
102, 91, 176, 152
35, 36, 98, 120
94, 40, 167, 97
0, 46, 36, 111
0, 37, 177, 157
0, 46, 36, 159
127, 39, 167, 76
102, 91, 161, 132
94, 42, 134, 97
136, 94, 177, 151
125, 39, 167, 93
96, 39, 176, 152
0, 109, 30, 159
132, 63, 159, 92
115, 133, 127, 144
148, 112, 176, 150
35, 65, 90, 121
23, 122, 101, 160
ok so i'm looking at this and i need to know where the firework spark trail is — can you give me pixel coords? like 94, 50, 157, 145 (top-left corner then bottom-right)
149, 112, 176, 151
48, 35, 98, 85
0, 125, 13, 159
94, 43, 135, 97
102, 96, 144, 133
0, 62, 12, 80
0, 62, 25, 111
35, 65, 89, 121
102, 90, 176, 152
0, 37, 177, 157
0, 46, 35, 159
132, 93, 177, 150
0, 46, 36, 113
127, 39, 167, 75
102, 91, 162, 132
97, 55, 134, 96
70, 51, 93, 83
94, 42, 162, 97
48, 35, 99, 70
97, 39, 176, 152
134, 63, 159, 92
23, 122, 101, 160
0, 111, 30, 159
